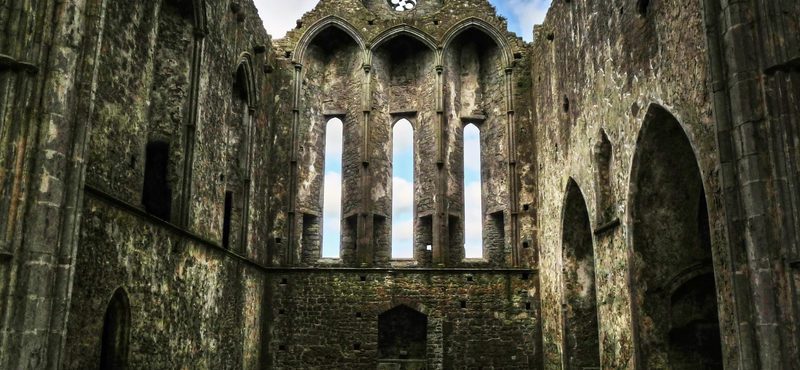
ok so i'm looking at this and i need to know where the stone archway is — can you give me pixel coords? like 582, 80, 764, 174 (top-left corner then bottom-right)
628, 105, 723, 369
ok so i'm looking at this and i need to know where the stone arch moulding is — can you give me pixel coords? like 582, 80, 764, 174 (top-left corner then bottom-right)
235, 52, 258, 109
624, 102, 725, 369
441, 17, 513, 68
369, 25, 441, 63
626, 103, 711, 201
293, 16, 367, 63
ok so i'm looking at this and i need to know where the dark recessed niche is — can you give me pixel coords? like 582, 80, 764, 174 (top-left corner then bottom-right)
466, 275, 474, 282
278, 309, 285, 315
522, 241, 530, 249
353, 342, 362, 350
521, 272, 530, 281
546, 33, 554, 41
360, 275, 367, 282
274, 237, 282, 244
514, 52, 523, 60
523, 203, 530, 211
525, 302, 532, 310
355, 312, 362, 318
368, 19, 374, 25
563, 95, 570, 113
637, 0, 649, 15
284, 51, 292, 59
459, 300, 467, 309
278, 344, 287, 351
280, 277, 288, 285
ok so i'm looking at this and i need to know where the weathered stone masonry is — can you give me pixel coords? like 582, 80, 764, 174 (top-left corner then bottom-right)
1, 0, 799, 368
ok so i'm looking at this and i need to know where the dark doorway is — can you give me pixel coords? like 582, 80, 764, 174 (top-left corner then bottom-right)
630, 106, 723, 369
378, 305, 427, 360
561, 179, 600, 369
100, 288, 130, 370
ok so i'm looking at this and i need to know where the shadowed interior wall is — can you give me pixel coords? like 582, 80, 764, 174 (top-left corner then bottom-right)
561, 180, 599, 369
630, 107, 722, 369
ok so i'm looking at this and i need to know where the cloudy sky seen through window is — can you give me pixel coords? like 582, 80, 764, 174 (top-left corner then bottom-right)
271, 1, 552, 258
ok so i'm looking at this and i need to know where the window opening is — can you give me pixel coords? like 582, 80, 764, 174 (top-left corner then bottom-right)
392, 119, 414, 259
322, 118, 343, 258
389, 0, 417, 12
222, 191, 233, 249
142, 141, 172, 220
464, 124, 483, 258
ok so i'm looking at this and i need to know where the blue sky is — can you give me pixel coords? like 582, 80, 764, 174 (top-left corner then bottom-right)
254, 0, 551, 42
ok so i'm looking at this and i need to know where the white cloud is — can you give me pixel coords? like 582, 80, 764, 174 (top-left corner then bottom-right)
506, 0, 550, 41
253, 0, 319, 39
464, 125, 481, 173
391, 218, 414, 258
464, 181, 483, 257
392, 177, 414, 215
325, 118, 343, 161
393, 119, 414, 154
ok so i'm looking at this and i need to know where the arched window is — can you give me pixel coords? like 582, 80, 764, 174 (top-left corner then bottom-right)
322, 118, 343, 258
392, 119, 414, 259
100, 288, 130, 370
464, 124, 483, 259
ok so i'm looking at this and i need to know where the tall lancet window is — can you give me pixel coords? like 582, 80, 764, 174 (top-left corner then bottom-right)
464, 123, 483, 258
322, 118, 343, 258
392, 119, 414, 259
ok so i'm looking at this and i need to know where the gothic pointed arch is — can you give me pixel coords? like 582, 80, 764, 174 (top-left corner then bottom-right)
99, 288, 130, 370
560, 178, 600, 369
441, 18, 513, 67
294, 16, 367, 63
234, 53, 258, 108
626, 103, 723, 369
370, 25, 439, 54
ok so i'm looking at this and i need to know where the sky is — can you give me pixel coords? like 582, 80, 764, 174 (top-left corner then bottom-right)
253, 0, 551, 42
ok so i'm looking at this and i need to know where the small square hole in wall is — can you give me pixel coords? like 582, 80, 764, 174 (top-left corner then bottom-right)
426, 244, 432, 251
514, 52, 523, 60
466, 275, 474, 282
278, 344, 287, 351
367, 19, 374, 25
523, 203, 530, 211
355, 312, 362, 318
460, 300, 467, 309
278, 309, 285, 315
280, 277, 288, 285
275, 237, 282, 244
353, 342, 361, 350
521, 272, 530, 281
284, 51, 291, 59
525, 302, 532, 310
359, 275, 367, 282
433, 19, 440, 25
522, 241, 530, 249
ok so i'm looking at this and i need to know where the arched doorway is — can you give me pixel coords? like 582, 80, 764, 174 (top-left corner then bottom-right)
378, 304, 427, 366
561, 179, 600, 369
100, 288, 130, 369
629, 106, 723, 369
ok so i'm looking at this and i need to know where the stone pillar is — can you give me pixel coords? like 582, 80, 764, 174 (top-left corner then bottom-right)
703, 0, 800, 367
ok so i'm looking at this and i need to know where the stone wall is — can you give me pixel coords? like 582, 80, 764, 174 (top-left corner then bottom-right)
529, 0, 733, 368
56, 0, 276, 367
266, 270, 539, 369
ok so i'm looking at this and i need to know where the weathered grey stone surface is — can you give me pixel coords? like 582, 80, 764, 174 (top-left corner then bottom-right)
0, 0, 798, 368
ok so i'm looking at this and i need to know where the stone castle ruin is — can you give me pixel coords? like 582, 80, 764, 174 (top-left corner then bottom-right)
0, 0, 798, 368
